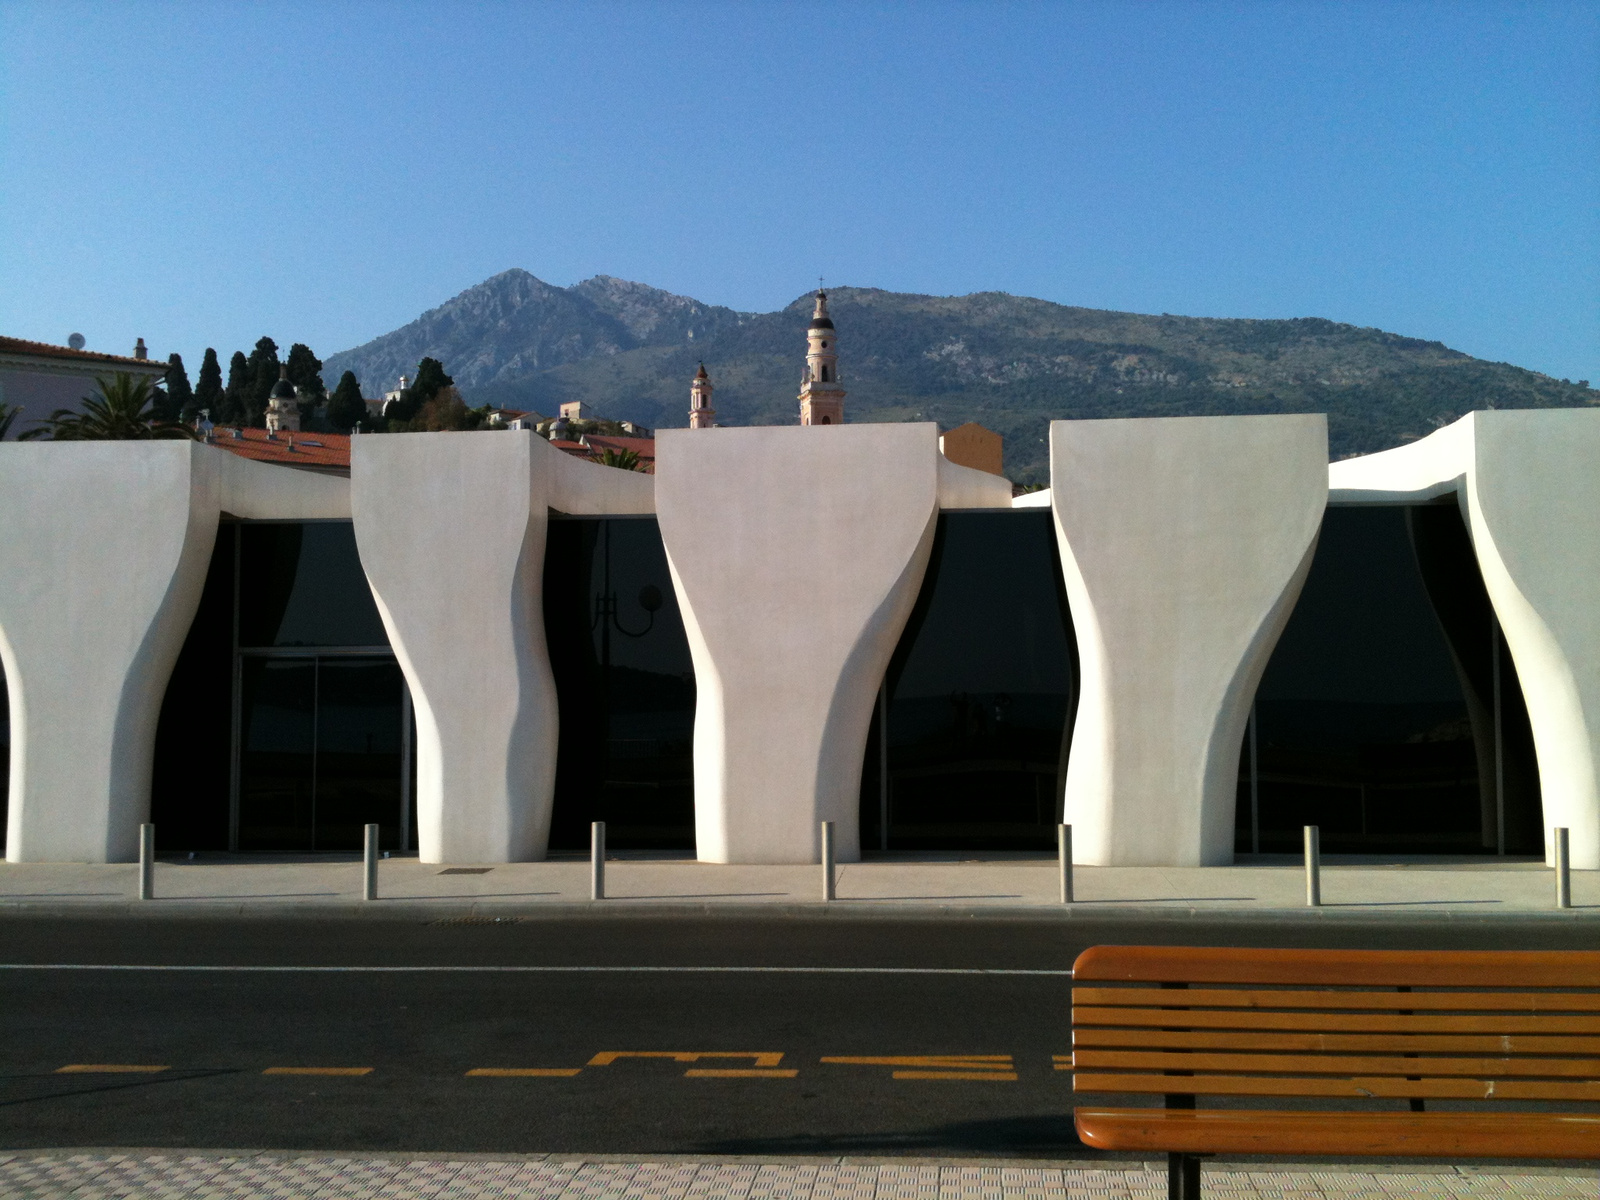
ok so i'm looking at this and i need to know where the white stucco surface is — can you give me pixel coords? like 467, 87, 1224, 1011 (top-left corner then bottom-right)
655, 424, 940, 864
0, 441, 349, 862
549, 449, 654, 515
350, 431, 559, 862
1051, 415, 1328, 866
1331, 410, 1600, 868
0, 443, 218, 860
936, 454, 1013, 508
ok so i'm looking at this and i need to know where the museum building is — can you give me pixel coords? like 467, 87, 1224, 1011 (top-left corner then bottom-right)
0, 296, 1596, 869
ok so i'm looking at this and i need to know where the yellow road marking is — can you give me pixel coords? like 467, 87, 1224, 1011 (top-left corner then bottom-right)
465, 1068, 583, 1077
684, 1068, 799, 1078
822, 1055, 1013, 1069
56, 1064, 168, 1074
262, 1067, 374, 1076
892, 1070, 1019, 1080
1053, 1054, 1073, 1071
588, 1051, 786, 1068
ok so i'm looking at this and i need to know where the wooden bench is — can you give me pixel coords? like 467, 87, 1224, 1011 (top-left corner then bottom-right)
1070, 945, 1600, 1199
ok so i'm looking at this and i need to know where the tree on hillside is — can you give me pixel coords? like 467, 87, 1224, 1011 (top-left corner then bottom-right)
386, 356, 453, 428
192, 348, 223, 423
326, 370, 368, 432
222, 351, 251, 425
244, 337, 281, 427
17, 373, 195, 441
159, 353, 193, 424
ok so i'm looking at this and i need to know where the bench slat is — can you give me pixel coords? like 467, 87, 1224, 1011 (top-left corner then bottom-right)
1073, 1109, 1600, 1158
1073, 1005, 1600, 1035
1072, 1048, 1600, 1078
1072, 986, 1600, 1013
1073, 946, 1600, 989
1072, 1028, 1600, 1055
1073, 1070, 1600, 1101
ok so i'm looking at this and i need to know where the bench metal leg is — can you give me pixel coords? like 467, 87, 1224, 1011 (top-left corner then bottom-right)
1168, 1152, 1201, 1200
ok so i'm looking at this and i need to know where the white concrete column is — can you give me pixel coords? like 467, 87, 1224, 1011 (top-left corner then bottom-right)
1050, 415, 1328, 866
0, 442, 220, 862
350, 431, 558, 863
655, 424, 940, 864
1463, 410, 1600, 868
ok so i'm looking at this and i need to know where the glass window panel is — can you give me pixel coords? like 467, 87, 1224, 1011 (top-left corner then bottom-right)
866, 511, 1075, 851
238, 658, 316, 852
312, 659, 403, 852
239, 523, 388, 648
151, 523, 234, 850
545, 517, 695, 850
1238, 504, 1538, 855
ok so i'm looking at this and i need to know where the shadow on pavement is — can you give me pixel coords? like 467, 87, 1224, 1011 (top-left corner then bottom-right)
697, 1114, 1086, 1158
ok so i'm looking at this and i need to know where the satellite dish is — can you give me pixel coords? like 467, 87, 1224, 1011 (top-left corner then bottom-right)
67, 333, 86, 351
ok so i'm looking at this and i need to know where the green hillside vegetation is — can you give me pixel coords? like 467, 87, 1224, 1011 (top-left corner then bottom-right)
326, 273, 1595, 486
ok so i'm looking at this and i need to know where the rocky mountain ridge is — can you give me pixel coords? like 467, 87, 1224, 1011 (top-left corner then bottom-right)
323, 270, 1595, 485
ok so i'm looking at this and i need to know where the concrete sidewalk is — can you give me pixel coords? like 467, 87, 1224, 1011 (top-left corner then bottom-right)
0, 853, 1593, 920
0, 1151, 1593, 1199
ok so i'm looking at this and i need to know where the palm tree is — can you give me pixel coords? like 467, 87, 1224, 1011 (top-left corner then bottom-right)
0, 403, 19, 440
595, 447, 644, 472
18, 373, 196, 441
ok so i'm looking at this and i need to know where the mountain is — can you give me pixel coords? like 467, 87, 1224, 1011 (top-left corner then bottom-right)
324, 270, 1596, 485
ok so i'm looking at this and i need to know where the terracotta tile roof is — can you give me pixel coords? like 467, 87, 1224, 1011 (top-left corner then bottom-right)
209, 426, 351, 471
0, 335, 170, 372
551, 433, 657, 473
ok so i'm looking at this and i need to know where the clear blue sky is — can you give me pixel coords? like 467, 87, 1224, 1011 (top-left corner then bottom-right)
2, 1, 1595, 386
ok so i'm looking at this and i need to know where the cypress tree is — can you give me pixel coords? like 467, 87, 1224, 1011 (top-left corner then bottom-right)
244, 337, 280, 427
223, 350, 251, 425
389, 357, 454, 427
285, 343, 325, 399
193, 348, 224, 422
161, 353, 194, 424
326, 370, 367, 432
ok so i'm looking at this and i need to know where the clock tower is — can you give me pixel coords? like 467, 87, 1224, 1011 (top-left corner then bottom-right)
798, 290, 845, 426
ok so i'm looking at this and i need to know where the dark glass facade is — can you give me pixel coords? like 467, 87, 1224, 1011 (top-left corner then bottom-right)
1238, 504, 1542, 855
152, 520, 410, 853
544, 517, 697, 850
861, 511, 1076, 851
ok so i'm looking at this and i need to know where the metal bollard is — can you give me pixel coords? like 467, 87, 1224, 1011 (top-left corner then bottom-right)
138, 824, 155, 901
363, 824, 379, 901
1554, 827, 1571, 910
821, 821, 836, 901
1058, 823, 1073, 904
1304, 825, 1321, 908
591, 821, 606, 901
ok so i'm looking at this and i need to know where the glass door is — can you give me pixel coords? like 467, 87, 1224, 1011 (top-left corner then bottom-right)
237, 655, 404, 852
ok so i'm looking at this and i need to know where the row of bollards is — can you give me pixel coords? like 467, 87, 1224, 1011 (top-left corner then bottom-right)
1303, 823, 1574, 909
136, 823, 385, 901
127, 820, 1585, 908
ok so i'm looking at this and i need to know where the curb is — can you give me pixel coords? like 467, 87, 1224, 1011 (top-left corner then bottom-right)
0, 898, 1595, 923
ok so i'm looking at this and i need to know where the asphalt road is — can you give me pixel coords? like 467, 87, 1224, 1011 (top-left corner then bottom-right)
0, 914, 1591, 1157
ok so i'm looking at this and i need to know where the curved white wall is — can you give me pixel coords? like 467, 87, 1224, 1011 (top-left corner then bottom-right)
0, 442, 351, 862
0, 443, 217, 861
351, 431, 557, 862
656, 424, 939, 864
1051, 415, 1328, 866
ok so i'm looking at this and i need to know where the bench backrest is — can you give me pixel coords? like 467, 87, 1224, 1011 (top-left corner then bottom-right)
1071, 946, 1600, 1105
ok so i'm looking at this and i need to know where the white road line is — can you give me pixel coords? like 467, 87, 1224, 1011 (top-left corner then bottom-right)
0, 964, 1072, 976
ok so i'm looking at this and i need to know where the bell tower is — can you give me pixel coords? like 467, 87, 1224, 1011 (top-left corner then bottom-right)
798, 289, 845, 426
690, 362, 716, 429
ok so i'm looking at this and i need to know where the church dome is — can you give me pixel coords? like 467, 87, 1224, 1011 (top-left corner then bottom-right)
270, 365, 296, 400
808, 315, 835, 330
